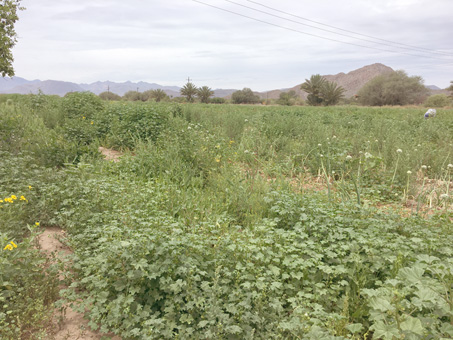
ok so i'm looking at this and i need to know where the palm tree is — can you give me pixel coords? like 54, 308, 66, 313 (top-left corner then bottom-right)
321, 82, 345, 106
197, 86, 214, 104
300, 74, 326, 106
151, 89, 168, 102
180, 82, 197, 103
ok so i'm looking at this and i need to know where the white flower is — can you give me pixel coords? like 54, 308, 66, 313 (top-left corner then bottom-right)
440, 193, 449, 200
421, 165, 427, 170
365, 152, 372, 159
448, 164, 453, 169
320, 154, 324, 158
346, 155, 352, 161
332, 135, 337, 139
375, 140, 379, 143
244, 119, 248, 122
318, 144, 322, 147
187, 126, 191, 130
396, 149, 402, 154
244, 150, 249, 154
407, 170, 412, 175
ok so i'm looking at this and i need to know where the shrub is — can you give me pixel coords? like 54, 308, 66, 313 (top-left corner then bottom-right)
98, 102, 169, 149
231, 88, 261, 104
358, 70, 428, 106
99, 91, 122, 101
424, 94, 452, 107
210, 97, 226, 104
62, 92, 104, 120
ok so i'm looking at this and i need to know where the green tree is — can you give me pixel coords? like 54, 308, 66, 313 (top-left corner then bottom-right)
0, 0, 23, 77
99, 91, 121, 101
300, 74, 326, 106
357, 70, 428, 106
277, 90, 298, 106
321, 81, 345, 106
197, 86, 214, 103
123, 91, 141, 101
180, 82, 197, 103
231, 88, 260, 104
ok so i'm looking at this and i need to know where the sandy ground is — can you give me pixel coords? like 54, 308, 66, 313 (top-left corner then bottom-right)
37, 228, 121, 340
98, 147, 123, 162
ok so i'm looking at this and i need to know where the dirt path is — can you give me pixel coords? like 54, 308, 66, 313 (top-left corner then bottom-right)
98, 147, 123, 162
37, 228, 121, 340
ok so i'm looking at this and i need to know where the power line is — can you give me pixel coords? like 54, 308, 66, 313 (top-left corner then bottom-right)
192, 0, 453, 62
246, 0, 453, 57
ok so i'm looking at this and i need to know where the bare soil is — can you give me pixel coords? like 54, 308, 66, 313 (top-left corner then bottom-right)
36, 227, 121, 340
98, 147, 123, 162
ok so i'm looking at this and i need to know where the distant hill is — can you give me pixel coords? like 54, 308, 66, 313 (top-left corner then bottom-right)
0, 64, 442, 100
260, 63, 395, 100
0, 78, 183, 97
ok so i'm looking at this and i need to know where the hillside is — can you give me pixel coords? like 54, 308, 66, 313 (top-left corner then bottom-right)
261, 63, 395, 100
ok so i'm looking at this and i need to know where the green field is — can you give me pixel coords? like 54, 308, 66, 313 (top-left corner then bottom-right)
1, 93, 452, 339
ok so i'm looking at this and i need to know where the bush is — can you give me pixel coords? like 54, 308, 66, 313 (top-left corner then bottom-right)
358, 70, 428, 106
232, 88, 261, 104
424, 94, 452, 107
210, 97, 226, 104
99, 91, 122, 101
62, 92, 104, 120
97, 102, 169, 149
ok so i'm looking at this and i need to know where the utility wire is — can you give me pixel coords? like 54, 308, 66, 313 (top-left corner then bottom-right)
246, 0, 453, 57
193, 0, 453, 62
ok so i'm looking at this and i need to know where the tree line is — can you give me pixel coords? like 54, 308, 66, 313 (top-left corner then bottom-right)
98, 73, 452, 107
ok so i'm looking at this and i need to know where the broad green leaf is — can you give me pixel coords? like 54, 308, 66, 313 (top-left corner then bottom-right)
346, 323, 363, 334
400, 316, 424, 335
369, 297, 395, 312
372, 321, 400, 340
397, 266, 424, 285
416, 287, 438, 303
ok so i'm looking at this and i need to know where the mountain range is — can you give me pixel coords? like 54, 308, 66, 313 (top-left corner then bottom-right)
0, 63, 444, 99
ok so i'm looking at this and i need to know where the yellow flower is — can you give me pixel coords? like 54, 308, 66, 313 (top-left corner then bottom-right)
5, 198, 13, 203
215, 158, 221, 163
11, 195, 17, 200
0, 199, 3, 203
28, 185, 32, 190
229, 140, 235, 145
35, 222, 40, 227
3, 244, 13, 251
82, 116, 86, 119
10, 241, 17, 248
20, 195, 27, 202
90, 121, 94, 125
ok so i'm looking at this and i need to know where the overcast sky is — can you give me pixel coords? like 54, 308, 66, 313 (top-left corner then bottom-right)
12, 0, 453, 91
